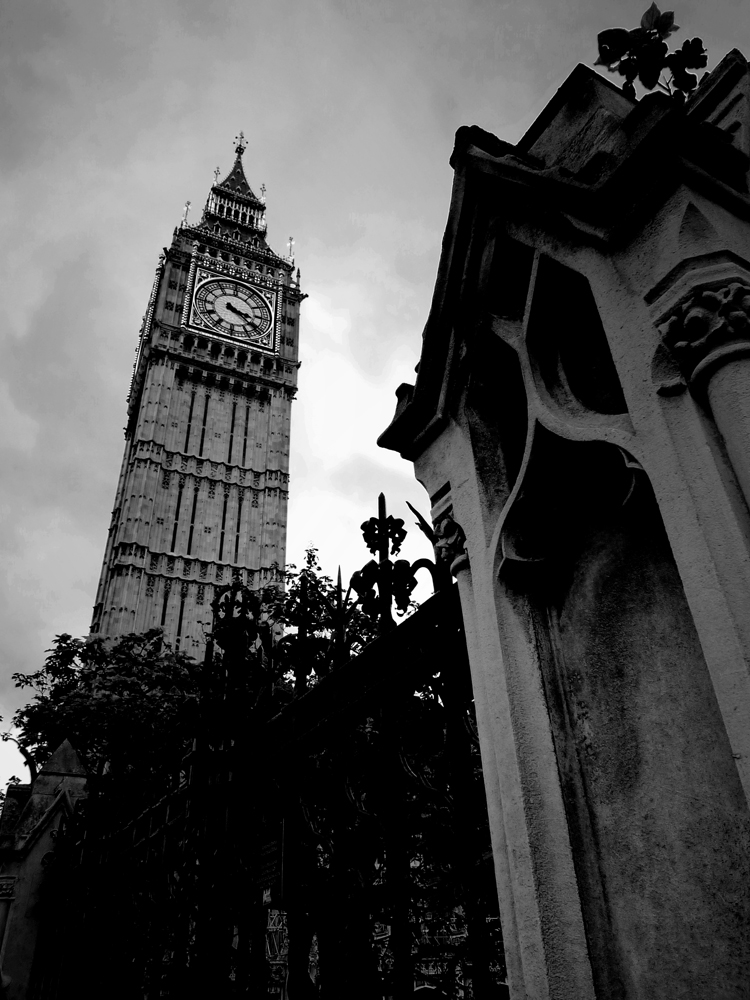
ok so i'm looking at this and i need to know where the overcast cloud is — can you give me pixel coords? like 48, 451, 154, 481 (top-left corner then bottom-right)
0, 0, 747, 781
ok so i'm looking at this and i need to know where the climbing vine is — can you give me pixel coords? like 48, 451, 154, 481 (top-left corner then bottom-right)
595, 3, 708, 101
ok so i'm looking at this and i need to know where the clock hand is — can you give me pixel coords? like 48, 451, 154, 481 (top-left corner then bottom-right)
226, 302, 256, 324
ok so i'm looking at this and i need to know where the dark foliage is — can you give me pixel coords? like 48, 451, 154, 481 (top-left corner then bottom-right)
262, 547, 380, 686
6, 548, 377, 788
595, 3, 708, 101
10, 630, 200, 787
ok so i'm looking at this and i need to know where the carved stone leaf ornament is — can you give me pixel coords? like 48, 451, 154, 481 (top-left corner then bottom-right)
660, 282, 750, 383
433, 516, 468, 576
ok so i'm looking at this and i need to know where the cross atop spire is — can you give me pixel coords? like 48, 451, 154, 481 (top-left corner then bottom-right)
210, 133, 260, 204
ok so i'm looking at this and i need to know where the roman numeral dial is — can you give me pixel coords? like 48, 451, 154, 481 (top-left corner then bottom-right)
193, 279, 273, 340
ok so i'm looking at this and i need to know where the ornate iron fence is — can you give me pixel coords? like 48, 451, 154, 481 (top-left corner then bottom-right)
31, 500, 507, 999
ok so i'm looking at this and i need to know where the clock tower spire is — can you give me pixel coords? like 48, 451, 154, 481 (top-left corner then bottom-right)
91, 137, 304, 654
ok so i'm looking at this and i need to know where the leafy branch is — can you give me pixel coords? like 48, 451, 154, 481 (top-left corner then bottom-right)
8, 630, 201, 785
595, 3, 708, 102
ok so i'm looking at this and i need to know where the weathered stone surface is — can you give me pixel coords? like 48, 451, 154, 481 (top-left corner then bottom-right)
381, 50, 750, 1000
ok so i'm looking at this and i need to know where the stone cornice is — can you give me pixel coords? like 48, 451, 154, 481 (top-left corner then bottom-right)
165, 348, 299, 392
128, 443, 291, 485
179, 223, 293, 272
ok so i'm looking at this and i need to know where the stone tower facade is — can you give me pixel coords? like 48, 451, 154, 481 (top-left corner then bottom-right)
92, 136, 303, 654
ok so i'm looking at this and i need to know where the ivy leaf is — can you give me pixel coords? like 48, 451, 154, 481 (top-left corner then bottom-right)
671, 65, 698, 92
681, 37, 708, 69
665, 44, 703, 94
617, 55, 639, 83
655, 10, 679, 37
640, 3, 662, 31
638, 38, 668, 89
595, 27, 631, 66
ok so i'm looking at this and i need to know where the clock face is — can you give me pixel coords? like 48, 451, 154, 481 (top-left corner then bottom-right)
192, 279, 273, 340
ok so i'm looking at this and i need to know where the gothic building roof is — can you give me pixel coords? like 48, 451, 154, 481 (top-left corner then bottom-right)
447, 50, 750, 238
378, 49, 750, 460
213, 138, 265, 209
199, 133, 269, 242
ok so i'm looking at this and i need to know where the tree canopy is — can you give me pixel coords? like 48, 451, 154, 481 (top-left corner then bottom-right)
9, 630, 200, 786
5, 548, 380, 787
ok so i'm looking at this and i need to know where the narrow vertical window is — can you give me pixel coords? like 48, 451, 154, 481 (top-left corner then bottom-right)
198, 394, 210, 457
176, 593, 186, 639
233, 492, 244, 563
184, 391, 197, 452
170, 483, 184, 552
160, 585, 170, 627
218, 493, 229, 561
227, 401, 237, 465
186, 486, 200, 556
241, 404, 250, 466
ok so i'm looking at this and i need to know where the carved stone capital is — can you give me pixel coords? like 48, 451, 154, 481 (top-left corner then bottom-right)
434, 514, 468, 576
0, 878, 16, 900
660, 282, 750, 385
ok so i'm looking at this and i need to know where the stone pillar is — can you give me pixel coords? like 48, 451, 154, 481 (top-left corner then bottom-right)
649, 255, 750, 800
658, 271, 750, 509
379, 54, 750, 1000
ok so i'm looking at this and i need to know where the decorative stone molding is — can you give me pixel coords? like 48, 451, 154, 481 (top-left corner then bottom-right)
659, 281, 750, 385
434, 515, 468, 576
0, 879, 16, 900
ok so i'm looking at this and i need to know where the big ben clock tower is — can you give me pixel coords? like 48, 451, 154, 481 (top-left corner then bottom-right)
91, 135, 303, 653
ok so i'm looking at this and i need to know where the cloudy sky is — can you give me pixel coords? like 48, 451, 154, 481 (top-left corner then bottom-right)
0, 0, 747, 782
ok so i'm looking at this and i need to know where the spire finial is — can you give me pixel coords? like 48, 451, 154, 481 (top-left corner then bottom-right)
287, 236, 295, 259
213, 166, 220, 185
234, 131, 247, 157
260, 183, 266, 204
181, 201, 191, 227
